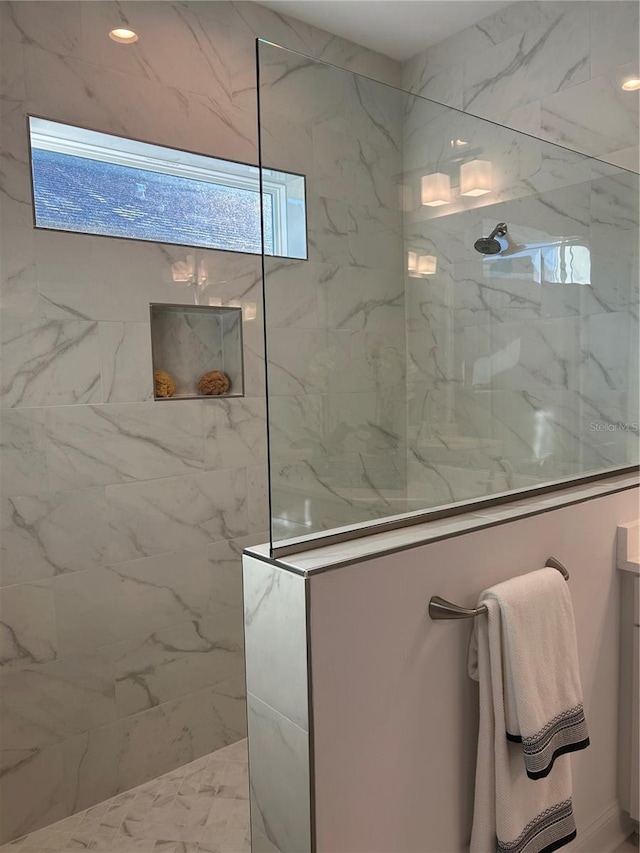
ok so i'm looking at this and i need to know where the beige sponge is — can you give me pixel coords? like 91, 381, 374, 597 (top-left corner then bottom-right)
197, 370, 230, 396
154, 369, 176, 398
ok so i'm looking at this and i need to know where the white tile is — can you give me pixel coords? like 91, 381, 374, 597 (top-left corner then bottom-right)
242, 557, 307, 729
206, 534, 267, 614
0, 737, 252, 849
0, 742, 69, 845
0, 38, 26, 101
246, 465, 268, 535
268, 395, 327, 462
0, 580, 57, 674
106, 470, 247, 564
0, 318, 101, 408
1, 1, 82, 56
0, 409, 48, 498
0, 650, 117, 753
115, 679, 246, 794
251, 825, 281, 853
0, 98, 32, 229
1, 487, 109, 586
23, 46, 195, 157
541, 70, 639, 160
62, 722, 127, 815
582, 312, 632, 394
266, 329, 352, 396
77, 3, 231, 101
590, 1, 639, 78
247, 695, 310, 853
111, 609, 244, 716
46, 403, 205, 490
402, 55, 463, 107
305, 197, 349, 266
462, 4, 590, 117
203, 398, 267, 471
0, 224, 38, 319
53, 548, 212, 656
262, 260, 323, 329
100, 324, 154, 404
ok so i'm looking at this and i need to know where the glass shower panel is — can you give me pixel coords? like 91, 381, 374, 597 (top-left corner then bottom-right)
257, 40, 639, 551
257, 41, 407, 543
404, 102, 639, 504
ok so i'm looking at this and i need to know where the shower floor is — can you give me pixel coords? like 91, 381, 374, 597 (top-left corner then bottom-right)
1, 741, 250, 853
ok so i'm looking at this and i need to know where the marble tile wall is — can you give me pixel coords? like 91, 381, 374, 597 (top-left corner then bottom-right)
242, 556, 310, 853
0, 738, 251, 853
257, 43, 408, 541
402, 0, 639, 171
0, 1, 399, 843
400, 2, 639, 506
261, 9, 638, 539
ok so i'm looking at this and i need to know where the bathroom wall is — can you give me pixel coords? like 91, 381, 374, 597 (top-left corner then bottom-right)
402, 0, 640, 171
257, 41, 407, 541
0, 1, 399, 841
401, 0, 640, 506
258, 1, 640, 539
309, 486, 639, 851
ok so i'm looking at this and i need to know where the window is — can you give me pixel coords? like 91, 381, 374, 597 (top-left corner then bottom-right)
485, 238, 591, 285
28, 117, 307, 259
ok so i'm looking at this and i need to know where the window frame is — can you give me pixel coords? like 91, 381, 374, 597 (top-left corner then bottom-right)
26, 114, 307, 260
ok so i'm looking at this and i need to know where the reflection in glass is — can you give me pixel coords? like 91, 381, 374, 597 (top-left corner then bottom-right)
257, 41, 639, 550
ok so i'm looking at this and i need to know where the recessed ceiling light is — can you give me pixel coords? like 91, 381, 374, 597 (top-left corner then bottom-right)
622, 78, 640, 91
109, 28, 138, 44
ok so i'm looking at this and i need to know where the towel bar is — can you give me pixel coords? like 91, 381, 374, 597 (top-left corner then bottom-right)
428, 557, 570, 621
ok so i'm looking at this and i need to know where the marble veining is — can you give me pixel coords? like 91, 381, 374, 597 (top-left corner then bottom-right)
112, 610, 243, 718
0, 676, 248, 844
0, 318, 101, 408
247, 695, 310, 853
54, 548, 216, 656
0, 651, 116, 760
203, 398, 267, 471
45, 403, 206, 490
2, 0, 639, 845
0, 739, 250, 853
541, 71, 640, 161
1, 486, 110, 586
243, 558, 308, 730
106, 470, 248, 564
0, 580, 57, 674
401, 0, 638, 169
462, 8, 590, 117
100, 324, 154, 404
0, 1, 402, 845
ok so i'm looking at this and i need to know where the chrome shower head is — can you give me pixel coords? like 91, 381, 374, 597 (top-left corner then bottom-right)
474, 222, 508, 255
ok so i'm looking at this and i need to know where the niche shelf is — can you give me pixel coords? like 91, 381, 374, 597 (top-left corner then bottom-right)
150, 303, 244, 400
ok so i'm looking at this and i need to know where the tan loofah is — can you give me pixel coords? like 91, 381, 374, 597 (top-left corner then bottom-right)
197, 370, 230, 396
155, 369, 176, 398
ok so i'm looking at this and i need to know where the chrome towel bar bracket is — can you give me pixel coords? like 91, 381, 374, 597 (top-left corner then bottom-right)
428, 557, 570, 621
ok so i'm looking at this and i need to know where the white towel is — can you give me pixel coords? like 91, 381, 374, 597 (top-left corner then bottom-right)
468, 567, 589, 853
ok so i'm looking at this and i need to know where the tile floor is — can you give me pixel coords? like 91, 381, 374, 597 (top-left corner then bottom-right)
3, 748, 636, 853
615, 837, 640, 853
1, 741, 250, 853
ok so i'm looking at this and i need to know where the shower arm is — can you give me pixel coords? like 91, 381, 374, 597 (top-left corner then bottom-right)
488, 222, 508, 240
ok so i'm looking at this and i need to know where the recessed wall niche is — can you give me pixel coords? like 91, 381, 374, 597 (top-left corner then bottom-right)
150, 303, 244, 400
